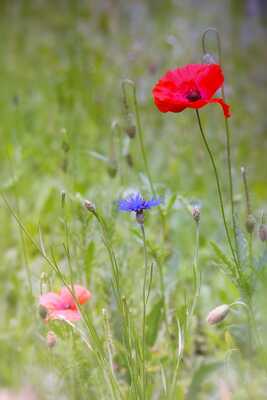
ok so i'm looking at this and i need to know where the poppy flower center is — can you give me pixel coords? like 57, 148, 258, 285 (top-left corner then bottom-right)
186, 89, 201, 102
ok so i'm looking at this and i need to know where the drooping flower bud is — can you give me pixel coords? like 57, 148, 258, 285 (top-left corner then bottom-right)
259, 224, 267, 242
206, 304, 230, 325
107, 160, 118, 178
202, 53, 216, 64
39, 305, 48, 320
47, 331, 57, 348
245, 214, 256, 234
124, 112, 136, 138
125, 153, 133, 168
241, 166, 255, 233
84, 200, 96, 213
121, 80, 137, 139
61, 190, 66, 209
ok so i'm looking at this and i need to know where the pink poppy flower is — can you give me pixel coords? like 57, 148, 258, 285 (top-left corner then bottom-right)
39, 284, 91, 322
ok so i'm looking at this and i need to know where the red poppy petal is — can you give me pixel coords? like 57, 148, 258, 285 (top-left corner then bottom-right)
153, 96, 187, 113
208, 98, 231, 118
195, 64, 224, 99
74, 285, 92, 305
60, 285, 91, 307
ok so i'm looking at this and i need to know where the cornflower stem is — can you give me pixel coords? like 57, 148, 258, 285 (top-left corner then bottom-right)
140, 223, 149, 399
122, 80, 167, 239
195, 110, 239, 276
202, 27, 240, 265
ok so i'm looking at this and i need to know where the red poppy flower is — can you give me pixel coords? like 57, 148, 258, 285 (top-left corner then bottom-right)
39, 284, 91, 322
152, 64, 230, 118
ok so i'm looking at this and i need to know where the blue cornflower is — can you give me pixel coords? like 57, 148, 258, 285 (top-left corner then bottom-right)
118, 192, 160, 224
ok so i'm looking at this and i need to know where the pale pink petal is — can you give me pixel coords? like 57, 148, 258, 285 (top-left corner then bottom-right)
50, 309, 81, 321
39, 292, 62, 310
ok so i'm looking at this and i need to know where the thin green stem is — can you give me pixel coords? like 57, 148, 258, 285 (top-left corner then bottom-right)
141, 223, 148, 400
202, 28, 240, 264
157, 256, 171, 341
195, 110, 239, 275
189, 220, 200, 321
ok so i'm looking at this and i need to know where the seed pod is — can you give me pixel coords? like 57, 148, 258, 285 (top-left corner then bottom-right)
84, 200, 96, 213
47, 331, 57, 348
259, 224, 267, 242
206, 304, 229, 325
245, 214, 256, 234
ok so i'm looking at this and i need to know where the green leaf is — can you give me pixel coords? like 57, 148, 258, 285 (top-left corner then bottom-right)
84, 241, 95, 286
146, 298, 163, 347
210, 241, 235, 276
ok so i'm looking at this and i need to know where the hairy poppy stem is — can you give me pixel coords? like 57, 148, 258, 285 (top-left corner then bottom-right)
195, 110, 239, 275
202, 27, 241, 267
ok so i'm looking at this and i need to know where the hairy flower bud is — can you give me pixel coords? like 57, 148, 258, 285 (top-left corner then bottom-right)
202, 53, 216, 64
245, 214, 256, 234
39, 305, 48, 320
206, 304, 230, 325
107, 160, 118, 178
84, 200, 96, 213
47, 331, 57, 348
192, 206, 201, 223
136, 210, 145, 225
259, 224, 267, 242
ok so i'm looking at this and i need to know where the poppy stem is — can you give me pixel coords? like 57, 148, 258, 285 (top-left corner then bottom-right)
202, 27, 241, 267
195, 110, 239, 275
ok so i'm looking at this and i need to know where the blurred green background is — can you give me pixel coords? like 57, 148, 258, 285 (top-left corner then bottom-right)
0, 1, 266, 399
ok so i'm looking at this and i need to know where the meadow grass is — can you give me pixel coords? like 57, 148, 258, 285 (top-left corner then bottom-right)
0, 2, 267, 399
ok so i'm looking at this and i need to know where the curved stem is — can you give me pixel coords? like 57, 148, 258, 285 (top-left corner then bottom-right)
195, 110, 239, 275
